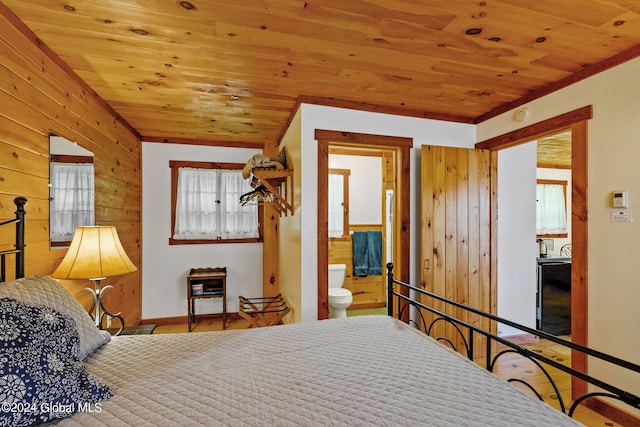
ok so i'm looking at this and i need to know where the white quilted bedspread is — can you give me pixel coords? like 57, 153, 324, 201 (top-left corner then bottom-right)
55, 316, 582, 426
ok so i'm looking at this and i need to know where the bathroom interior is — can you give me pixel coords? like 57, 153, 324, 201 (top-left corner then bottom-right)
324, 134, 573, 329
326, 146, 395, 318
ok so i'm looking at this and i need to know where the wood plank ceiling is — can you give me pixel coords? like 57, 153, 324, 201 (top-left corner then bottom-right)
3, 0, 640, 159
538, 131, 571, 169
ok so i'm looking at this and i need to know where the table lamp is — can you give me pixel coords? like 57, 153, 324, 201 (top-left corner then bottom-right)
52, 226, 137, 332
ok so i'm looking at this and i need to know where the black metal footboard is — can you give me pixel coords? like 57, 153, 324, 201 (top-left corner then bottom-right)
0, 196, 27, 282
386, 263, 640, 420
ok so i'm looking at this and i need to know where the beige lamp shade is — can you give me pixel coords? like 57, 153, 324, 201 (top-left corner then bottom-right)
52, 226, 137, 280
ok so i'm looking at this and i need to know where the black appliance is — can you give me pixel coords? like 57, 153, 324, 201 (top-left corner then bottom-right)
536, 258, 571, 336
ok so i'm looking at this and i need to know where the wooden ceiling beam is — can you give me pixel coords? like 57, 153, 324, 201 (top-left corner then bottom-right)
141, 136, 263, 149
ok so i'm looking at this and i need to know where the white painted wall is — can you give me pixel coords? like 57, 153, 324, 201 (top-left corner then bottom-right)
295, 104, 476, 322
497, 142, 537, 336
478, 56, 640, 403
278, 109, 303, 322
496, 145, 575, 337
141, 142, 263, 319
329, 154, 382, 224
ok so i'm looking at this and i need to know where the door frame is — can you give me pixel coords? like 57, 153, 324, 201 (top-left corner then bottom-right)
476, 105, 591, 397
315, 130, 412, 320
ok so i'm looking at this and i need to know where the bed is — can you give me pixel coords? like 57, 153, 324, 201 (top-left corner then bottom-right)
1, 198, 638, 426
2, 279, 583, 427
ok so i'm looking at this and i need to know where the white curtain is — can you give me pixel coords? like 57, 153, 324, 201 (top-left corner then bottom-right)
174, 168, 258, 240
536, 183, 567, 235
50, 162, 95, 242
174, 168, 219, 239
219, 170, 259, 239
328, 173, 344, 238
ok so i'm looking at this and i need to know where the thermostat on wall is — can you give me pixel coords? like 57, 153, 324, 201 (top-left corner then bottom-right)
612, 190, 628, 208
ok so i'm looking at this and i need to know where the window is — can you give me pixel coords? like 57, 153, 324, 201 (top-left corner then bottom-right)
49, 156, 95, 245
536, 179, 568, 237
170, 161, 261, 244
328, 169, 350, 239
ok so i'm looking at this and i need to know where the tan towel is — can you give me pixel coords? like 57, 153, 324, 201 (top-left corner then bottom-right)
241, 154, 284, 179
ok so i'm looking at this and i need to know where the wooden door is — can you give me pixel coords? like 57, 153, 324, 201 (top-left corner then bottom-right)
420, 145, 492, 357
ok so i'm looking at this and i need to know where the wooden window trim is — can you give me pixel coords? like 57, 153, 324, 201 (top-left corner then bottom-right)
538, 179, 566, 186
169, 160, 263, 245
50, 154, 94, 164
169, 236, 262, 245
536, 179, 569, 238
51, 241, 74, 248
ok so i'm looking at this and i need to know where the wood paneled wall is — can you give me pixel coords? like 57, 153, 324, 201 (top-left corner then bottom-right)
0, 6, 142, 325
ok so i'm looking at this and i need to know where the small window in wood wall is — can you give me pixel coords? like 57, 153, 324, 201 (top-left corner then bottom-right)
49, 154, 95, 247
536, 179, 568, 238
328, 168, 350, 240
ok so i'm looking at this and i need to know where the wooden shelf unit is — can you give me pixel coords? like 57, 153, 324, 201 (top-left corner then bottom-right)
187, 267, 227, 332
252, 168, 294, 216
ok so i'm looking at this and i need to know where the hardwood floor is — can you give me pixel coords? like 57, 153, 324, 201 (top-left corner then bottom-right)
475, 337, 623, 427
153, 317, 622, 426
153, 316, 252, 334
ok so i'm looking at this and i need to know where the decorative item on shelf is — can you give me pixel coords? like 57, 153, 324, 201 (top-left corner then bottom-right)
51, 226, 137, 335
239, 147, 294, 216
191, 283, 204, 296
241, 146, 286, 180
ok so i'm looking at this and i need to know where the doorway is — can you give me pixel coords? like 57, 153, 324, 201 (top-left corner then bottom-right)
315, 130, 412, 320
476, 105, 590, 397
536, 130, 573, 337
328, 146, 395, 311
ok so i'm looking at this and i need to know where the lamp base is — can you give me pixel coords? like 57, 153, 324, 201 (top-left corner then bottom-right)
84, 279, 125, 335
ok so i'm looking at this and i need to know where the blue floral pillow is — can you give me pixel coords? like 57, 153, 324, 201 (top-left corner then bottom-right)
0, 298, 113, 426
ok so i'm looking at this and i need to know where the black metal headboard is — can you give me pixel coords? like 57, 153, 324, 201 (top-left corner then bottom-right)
0, 196, 27, 282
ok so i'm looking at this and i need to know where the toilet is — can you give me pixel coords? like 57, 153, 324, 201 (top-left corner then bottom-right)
328, 264, 352, 319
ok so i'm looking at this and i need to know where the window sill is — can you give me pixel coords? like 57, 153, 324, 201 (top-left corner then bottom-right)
169, 237, 262, 245
536, 233, 568, 238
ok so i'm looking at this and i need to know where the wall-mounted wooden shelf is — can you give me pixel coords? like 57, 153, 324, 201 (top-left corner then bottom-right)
252, 168, 294, 216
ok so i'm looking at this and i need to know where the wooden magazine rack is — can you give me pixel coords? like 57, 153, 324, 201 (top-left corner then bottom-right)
238, 294, 290, 328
